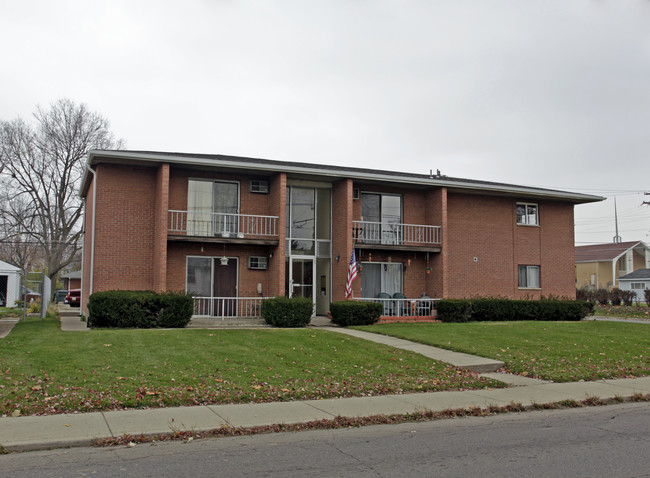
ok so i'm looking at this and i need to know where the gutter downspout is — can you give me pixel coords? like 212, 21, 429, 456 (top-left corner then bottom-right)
80, 197, 85, 316
86, 164, 97, 305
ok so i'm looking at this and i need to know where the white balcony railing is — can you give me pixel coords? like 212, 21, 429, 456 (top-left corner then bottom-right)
353, 221, 441, 246
193, 296, 272, 319
355, 297, 439, 317
169, 210, 279, 239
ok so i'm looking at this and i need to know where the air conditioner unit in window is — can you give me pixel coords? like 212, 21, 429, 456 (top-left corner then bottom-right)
250, 179, 270, 194
248, 256, 268, 270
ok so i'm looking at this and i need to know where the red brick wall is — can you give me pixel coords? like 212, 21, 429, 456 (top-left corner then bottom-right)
445, 192, 576, 299
92, 164, 157, 292
153, 164, 170, 291
540, 201, 576, 298
166, 242, 275, 297
332, 179, 353, 301
168, 168, 273, 217
81, 173, 95, 313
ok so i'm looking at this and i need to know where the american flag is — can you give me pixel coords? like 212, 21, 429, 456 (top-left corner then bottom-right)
345, 248, 358, 299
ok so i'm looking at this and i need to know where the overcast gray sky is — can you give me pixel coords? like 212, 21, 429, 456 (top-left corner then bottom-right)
1, 0, 649, 245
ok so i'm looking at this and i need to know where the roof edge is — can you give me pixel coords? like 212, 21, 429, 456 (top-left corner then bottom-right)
80, 150, 605, 204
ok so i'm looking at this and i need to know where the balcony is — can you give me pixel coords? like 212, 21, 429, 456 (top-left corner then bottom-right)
355, 297, 439, 322
168, 210, 279, 244
353, 220, 441, 251
192, 296, 269, 318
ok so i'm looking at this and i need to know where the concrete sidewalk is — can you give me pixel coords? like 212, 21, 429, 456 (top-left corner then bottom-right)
1, 376, 648, 452
0, 318, 19, 338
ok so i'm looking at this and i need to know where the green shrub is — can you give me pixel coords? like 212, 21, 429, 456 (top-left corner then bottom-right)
436, 298, 593, 322
595, 289, 610, 305
329, 300, 383, 326
610, 288, 623, 306
87, 290, 193, 328
261, 296, 313, 327
576, 288, 595, 302
436, 299, 472, 323
620, 290, 636, 306
27, 300, 41, 314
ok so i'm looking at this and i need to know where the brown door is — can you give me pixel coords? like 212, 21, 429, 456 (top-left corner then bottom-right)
213, 258, 237, 316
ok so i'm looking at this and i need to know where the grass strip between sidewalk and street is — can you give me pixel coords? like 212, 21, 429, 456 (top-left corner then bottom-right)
0, 318, 501, 417
355, 321, 650, 382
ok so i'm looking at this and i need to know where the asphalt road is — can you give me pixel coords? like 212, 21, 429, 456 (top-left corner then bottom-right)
1, 402, 648, 477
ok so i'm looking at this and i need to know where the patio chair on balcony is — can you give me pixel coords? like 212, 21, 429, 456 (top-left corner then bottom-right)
417, 293, 432, 316
377, 292, 394, 316
392, 292, 409, 316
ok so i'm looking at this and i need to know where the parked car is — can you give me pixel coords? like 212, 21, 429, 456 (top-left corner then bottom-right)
54, 290, 68, 304
65, 289, 81, 307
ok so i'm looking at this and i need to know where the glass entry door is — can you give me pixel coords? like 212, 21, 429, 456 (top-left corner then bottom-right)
289, 258, 314, 299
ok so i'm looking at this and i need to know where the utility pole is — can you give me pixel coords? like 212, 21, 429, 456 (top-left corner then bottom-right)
613, 198, 622, 244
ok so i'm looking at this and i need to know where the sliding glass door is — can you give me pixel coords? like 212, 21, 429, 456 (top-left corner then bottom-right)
361, 193, 402, 244
187, 180, 239, 237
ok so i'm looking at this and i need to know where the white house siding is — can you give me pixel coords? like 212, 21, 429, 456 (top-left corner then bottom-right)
619, 279, 649, 303
0, 260, 21, 307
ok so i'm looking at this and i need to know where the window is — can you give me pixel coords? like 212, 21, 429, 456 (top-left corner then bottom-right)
518, 265, 540, 288
516, 202, 538, 226
360, 262, 403, 298
631, 282, 646, 290
361, 193, 402, 244
188, 180, 239, 236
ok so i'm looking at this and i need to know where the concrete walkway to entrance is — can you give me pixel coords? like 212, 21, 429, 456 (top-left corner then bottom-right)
322, 326, 506, 374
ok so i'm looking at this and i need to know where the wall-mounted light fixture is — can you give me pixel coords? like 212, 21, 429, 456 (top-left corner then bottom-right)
335, 255, 340, 262
220, 243, 228, 266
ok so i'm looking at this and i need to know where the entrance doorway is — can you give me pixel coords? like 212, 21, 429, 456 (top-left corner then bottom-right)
285, 185, 332, 316
186, 256, 238, 317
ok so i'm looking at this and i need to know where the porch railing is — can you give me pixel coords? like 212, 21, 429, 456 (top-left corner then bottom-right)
169, 210, 279, 239
355, 297, 439, 317
353, 221, 441, 246
193, 296, 272, 319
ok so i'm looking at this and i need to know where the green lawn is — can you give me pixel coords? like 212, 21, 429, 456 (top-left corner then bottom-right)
0, 318, 500, 416
0, 307, 23, 319
356, 321, 650, 382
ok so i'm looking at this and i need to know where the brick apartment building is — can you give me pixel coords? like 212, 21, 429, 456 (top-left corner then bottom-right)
79, 150, 602, 318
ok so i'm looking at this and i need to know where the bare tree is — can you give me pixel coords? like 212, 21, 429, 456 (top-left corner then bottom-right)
0, 195, 40, 271
0, 99, 124, 284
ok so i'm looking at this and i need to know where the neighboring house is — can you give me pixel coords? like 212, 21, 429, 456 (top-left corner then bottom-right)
0, 260, 21, 307
618, 269, 650, 303
575, 241, 650, 290
60, 270, 82, 291
79, 150, 602, 318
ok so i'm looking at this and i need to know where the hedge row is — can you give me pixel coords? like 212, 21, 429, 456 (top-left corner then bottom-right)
436, 298, 594, 323
576, 287, 641, 306
261, 296, 313, 327
329, 300, 383, 327
87, 290, 194, 328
